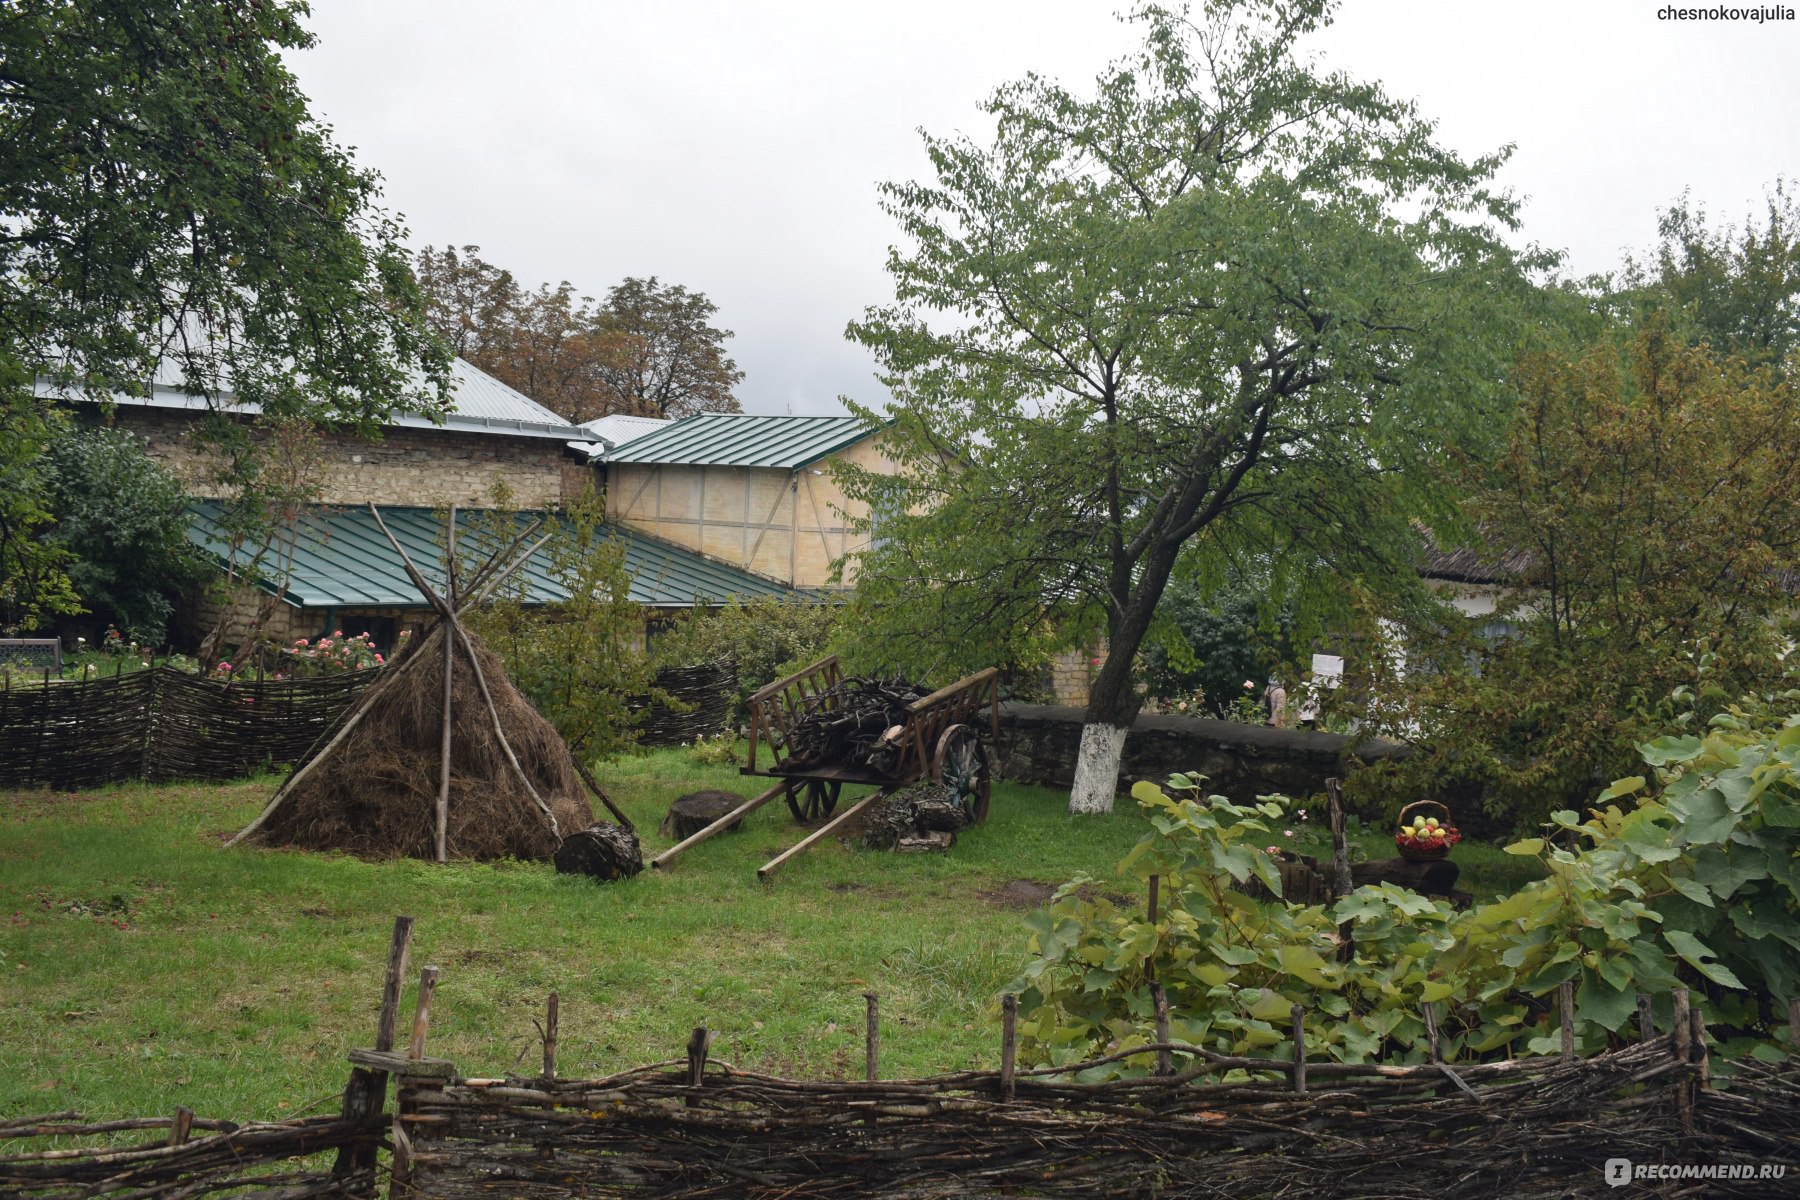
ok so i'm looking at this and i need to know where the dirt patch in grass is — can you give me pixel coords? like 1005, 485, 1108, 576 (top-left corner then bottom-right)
982, 879, 1133, 910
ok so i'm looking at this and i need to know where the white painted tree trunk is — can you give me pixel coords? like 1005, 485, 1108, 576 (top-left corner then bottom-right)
1068, 723, 1129, 814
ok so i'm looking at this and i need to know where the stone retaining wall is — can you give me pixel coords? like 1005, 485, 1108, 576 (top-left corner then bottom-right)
997, 702, 1410, 806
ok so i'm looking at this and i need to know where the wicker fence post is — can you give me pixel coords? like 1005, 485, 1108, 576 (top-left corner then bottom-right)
864, 992, 880, 1083
1001, 994, 1018, 1102
1557, 981, 1576, 1063
542, 993, 559, 1081
1291, 1005, 1308, 1096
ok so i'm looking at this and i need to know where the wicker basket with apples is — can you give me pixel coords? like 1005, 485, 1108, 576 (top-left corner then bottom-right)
1394, 800, 1460, 861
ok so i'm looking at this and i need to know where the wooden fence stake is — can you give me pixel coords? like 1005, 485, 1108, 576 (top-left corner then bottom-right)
1558, 980, 1576, 1062
685, 1025, 712, 1106
167, 1106, 193, 1147
542, 993, 559, 1081
1636, 993, 1655, 1042
1152, 984, 1172, 1077
409, 967, 440, 1062
1000, 995, 1018, 1103
864, 992, 880, 1083
1671, 987, 1691, 1060
1291, 1005, 1308, 1095
1422, 1001, 1440, 1064
378, 917, 415, 1053
1690, 1009, 1709, 1089
1788, 997, 1800, 1049
333, 916, 413, 1181
1145, 875, 1160, 985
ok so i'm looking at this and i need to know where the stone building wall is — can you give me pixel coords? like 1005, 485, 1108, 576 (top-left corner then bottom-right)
110, 407, 582, 510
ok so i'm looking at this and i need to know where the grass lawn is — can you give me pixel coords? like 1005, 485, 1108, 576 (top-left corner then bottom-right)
0, 748, 1540, 1121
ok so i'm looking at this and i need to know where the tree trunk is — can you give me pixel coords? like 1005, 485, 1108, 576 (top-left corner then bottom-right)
1069, 722, 1130, 814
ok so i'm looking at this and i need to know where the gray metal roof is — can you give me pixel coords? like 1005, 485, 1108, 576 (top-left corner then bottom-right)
37, 358, 580, 441
605, 413, 884, 469
185, 502, 794, 610
578, 413, 672, 449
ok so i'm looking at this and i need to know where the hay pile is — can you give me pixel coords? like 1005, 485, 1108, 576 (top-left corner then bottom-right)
243, 625, 594, 861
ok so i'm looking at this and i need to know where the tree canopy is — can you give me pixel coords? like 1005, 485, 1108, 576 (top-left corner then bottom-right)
1, 0, 450, 631
839, 0, 1538, 811
415, 247, 743, 422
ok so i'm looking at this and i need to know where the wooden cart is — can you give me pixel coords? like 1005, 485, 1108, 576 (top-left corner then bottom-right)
650, 655, 1000, 878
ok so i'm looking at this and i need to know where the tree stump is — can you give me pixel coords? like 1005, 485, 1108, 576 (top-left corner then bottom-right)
1351, 855, 1460, 897
658, 790, 748, 840
554, 824, 644, 881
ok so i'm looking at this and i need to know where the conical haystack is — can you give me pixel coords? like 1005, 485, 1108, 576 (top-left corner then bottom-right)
227, 504, 639, 870
246, 623, 592, 860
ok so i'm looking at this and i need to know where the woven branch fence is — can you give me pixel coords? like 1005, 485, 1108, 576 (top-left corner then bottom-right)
0, 667, 377, 790
5, 915, 1797, 1200
0, 663, 736, 790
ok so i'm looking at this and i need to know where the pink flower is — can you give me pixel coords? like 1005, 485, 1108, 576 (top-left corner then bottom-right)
374, 653, 384, 664
218, 661, 231, 672
1244, 680, 1255, 690
294, 638, 308, 647
333, 630, 342, 637
1283, 829, 1294, 838
1266, 845, 1281, 855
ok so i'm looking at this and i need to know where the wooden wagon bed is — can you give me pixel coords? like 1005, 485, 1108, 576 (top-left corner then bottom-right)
650, 655, 999, 878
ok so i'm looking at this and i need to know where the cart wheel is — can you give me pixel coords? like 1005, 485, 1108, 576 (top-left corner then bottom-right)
932, 724, 991, 825
786, 778, 841, 824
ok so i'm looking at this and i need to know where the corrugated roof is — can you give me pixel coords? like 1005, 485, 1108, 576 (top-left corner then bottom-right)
38, 358, 580, 441
605, 413, 884, 469
185, 502, 793, 609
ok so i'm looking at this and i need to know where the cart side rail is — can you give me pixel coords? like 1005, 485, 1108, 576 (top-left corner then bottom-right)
899, 667, 1000, 782
745, 654, 844, 773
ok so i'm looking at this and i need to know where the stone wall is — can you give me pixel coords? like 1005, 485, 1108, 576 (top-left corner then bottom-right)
997, 702, 1410, 807
112, 407, 580, 510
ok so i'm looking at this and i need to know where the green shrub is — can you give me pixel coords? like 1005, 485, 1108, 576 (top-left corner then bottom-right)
1011, 703, 1800, 1076
652, 595, 841, 717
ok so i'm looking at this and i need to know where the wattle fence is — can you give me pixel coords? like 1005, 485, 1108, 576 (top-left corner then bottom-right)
3, 917, 1797, 1200
0, 662, 736, 792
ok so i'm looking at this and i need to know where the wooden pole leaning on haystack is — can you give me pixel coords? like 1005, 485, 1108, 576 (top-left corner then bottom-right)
226, 506, 559, 851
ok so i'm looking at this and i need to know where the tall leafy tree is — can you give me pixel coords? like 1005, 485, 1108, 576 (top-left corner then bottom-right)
1617, 182, 1800, 374
591, 277, 744, 419
840, 0, 1536, 812
40, 424, 204, 642
413, 252, 744, 422
1363, 325, 1800, 826
1, 0, 451, 626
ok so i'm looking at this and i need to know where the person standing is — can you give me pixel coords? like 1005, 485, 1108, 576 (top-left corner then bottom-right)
1263, 677, 1288, 728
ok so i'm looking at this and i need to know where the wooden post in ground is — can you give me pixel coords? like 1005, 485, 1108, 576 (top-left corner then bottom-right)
1788, 997, 1800, 1049
1152, 984, 1172, 1077
333, 915, 413, 1182
1636, 993, 1655, 1042
1000, 994, 1018, 1102
1558, 981, 1576, 1063
542, 993, 559, 1081
1291, 1005, 1308, 1096
1690, 1008, 1709, 1089
685, 1025, 712, 1108
167, 1106, 193, 1147
409, 967, 439, 1062
1672, 987, 1693, 1135
864, 993, 880, 1082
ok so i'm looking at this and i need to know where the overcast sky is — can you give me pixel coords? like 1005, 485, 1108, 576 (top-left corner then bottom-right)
290, 0, 1799, 417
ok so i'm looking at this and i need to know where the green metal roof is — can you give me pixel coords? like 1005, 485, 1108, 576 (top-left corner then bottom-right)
185, 502, 793, 610
604, 413, 885, 469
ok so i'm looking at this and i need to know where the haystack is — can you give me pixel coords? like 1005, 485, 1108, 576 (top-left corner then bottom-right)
226, 505, 639, 871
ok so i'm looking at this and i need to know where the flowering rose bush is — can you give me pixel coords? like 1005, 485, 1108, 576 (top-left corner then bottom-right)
280, 630, 387, 676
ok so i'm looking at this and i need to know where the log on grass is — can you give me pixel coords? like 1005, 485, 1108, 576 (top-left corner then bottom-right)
554, 824, 644, 882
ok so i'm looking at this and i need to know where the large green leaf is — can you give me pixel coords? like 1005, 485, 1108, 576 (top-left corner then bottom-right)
1640, 735, 1704, 765
1663, 930, 1747, 989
